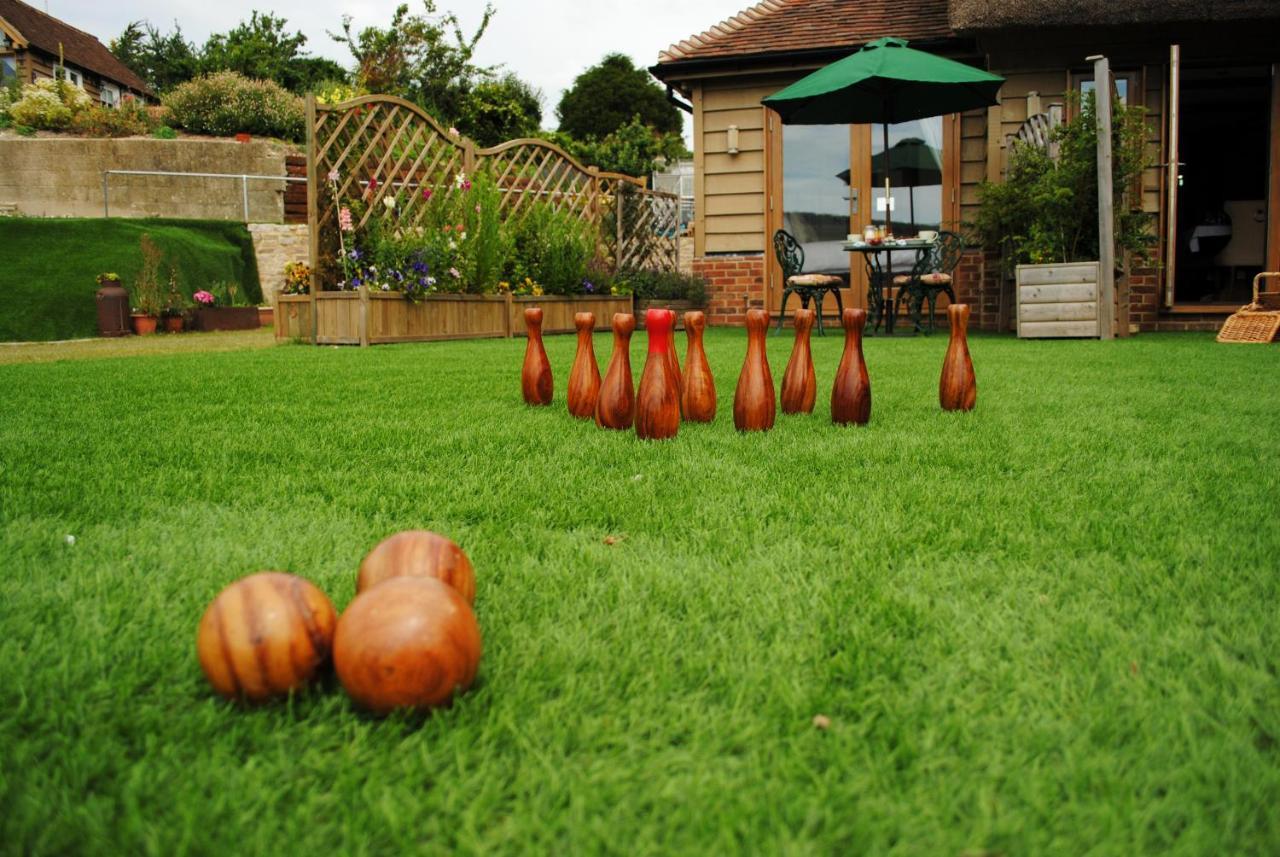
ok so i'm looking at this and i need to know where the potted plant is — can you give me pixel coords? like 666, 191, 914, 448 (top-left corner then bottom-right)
129, 235, 165, 335
161, 270, 187, 332
624, 269, 709, 329
193, 282, 261, 331
974, 93, 1151, 338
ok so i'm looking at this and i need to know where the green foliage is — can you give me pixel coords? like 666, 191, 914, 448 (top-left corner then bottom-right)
615, 269, 707, 304
7, 79, 90, 130
201, 12, 347, 94
974, 93, 1153, 270
550, 116, 689, 180
332, 1, 494, 124
556, 53, 682, 140
456, 73, 542, 147
163, 71, 305, 141
505, 203, 596, 295
70, 101, 156, 137
130, 235, 166, 316
152, 124, 178, 140
0, 218, 261, 341
110, 21, 202, 92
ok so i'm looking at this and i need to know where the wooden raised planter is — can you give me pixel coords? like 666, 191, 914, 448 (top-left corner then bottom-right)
195, 307, 261, 332
1016, 262, 1101, 338
635, 299, 696, 329
277, 290, 632, 345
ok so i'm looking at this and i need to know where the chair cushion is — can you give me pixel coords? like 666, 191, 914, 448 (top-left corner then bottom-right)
788, 274, 843, 287
920, 272, 952, 285
892, 274, 912, 285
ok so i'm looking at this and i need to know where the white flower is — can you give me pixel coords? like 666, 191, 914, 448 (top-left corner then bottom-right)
459, 231, 467, 241
454, 171, 467, 189
327, 169, 339, 182
383, 196, 396, 210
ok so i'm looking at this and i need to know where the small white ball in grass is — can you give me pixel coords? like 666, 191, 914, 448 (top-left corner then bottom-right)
64, 534, 76, 545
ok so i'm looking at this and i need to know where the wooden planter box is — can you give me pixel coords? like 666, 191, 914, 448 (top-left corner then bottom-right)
277, 290, 632, 345
1016, 262, 1101, 338
195, 307, 261, 332
635, 299, 698, 329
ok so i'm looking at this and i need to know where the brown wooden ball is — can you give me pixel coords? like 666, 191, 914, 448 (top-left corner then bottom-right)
334, 577, 482, 714
356, 530, 476, 603
196, 572, 337, 702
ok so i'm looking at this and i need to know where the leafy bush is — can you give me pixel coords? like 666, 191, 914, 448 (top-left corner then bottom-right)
506, 203, 596, 295
70, 101, 156, 137
8, 79, 90, 130
974, 93, 1152, 271
614, 269, 707, 304
129, 235, 166, 316
152, 125, 178, 140
163, 71, 304, 141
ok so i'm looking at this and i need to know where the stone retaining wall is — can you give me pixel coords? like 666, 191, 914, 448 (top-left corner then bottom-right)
0, 137, 297, 222
249, 224, 310, 302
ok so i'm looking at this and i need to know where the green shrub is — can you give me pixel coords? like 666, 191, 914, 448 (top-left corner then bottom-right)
506, 203, 597, 295
8, 79, 90, 130
70, 101, 155, 137
152, 124, 178, 140
615, 269, 707, 304
163, 71, 304, 141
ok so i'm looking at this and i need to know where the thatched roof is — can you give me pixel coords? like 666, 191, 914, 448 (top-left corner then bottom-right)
950, 0, 1280, 31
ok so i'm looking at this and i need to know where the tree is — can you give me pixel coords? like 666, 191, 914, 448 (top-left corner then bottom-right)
548, 116, 689, 180
555, 54, 681, 141
456, 74, 542, 147
331, 1, 494, 124
201, 12, 346, 93
110, 21, 201, 92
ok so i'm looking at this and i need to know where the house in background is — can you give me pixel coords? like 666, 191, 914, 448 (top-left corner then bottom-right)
0, 0, 151, 106
651, 0, 1280, 333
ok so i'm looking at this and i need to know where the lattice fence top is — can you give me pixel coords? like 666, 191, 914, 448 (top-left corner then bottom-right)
308, 94, 677, 283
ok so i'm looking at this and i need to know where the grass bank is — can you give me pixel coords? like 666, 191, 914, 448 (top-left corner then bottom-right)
1, 331, 1277, 854
0, 218, 261, 342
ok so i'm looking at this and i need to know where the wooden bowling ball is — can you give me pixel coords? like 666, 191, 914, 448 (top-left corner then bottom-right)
334, 577, 482, 714
196, 572, 337, 702
356, 530, 475, 603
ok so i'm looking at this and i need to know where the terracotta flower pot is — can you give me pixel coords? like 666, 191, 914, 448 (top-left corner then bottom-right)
131, 314, 158, 335
235, 132, 251, 143
164, 315, 184, 333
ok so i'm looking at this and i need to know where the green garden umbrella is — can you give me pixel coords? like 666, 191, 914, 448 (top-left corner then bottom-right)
764, 37, 1003, 233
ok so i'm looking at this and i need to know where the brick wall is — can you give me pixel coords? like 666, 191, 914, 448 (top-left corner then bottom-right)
1127, 266, 1161, 332
951, 249, 1010, 332
692, 253, 765, 326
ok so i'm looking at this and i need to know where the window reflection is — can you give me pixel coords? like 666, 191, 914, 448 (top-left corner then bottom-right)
782, 125, 850, 275
869, 116, 943, 237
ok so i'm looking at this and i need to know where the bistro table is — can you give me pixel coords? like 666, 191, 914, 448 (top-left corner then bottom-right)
843, 237, 936, 334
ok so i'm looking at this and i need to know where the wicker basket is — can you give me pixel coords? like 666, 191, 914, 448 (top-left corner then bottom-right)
1217, 272, 1280, 344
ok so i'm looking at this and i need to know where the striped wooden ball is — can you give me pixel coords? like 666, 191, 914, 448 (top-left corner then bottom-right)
356, 530, 476, 603
334, 577, 482, 714
196, 572, 337, 702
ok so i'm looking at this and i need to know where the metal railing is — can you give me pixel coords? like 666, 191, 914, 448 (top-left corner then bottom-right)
100, 170, 306, 222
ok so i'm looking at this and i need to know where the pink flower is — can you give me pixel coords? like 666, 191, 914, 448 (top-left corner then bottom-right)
422, 188, 433, 200
462, 180, 472, 191
339, 207, 353, 232
367, 177, 378, 191
455, 224, 464, 232
442, 224, 452, 232
193, 290, 215, 306
448, 126, 460, 138
449, 267, 461, 279
474, 204, 481, 213
327, 169, 339, 182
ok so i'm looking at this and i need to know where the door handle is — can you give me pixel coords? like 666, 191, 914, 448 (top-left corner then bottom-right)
847, 188, 859, 215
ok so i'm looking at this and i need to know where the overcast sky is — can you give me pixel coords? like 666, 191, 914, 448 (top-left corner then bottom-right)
48, 0, 752, 134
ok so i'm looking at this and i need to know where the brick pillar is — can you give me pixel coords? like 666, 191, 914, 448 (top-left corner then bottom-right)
1126, 266, 1160, 333
692, 253, 766, 326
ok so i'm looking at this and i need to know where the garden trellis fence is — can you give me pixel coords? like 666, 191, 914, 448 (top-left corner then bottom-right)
306, 94, 681, 290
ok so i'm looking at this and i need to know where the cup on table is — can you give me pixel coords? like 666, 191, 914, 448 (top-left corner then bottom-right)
918, 230, 938, 242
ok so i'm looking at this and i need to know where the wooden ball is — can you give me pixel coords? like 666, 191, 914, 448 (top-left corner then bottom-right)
334, 577, 482, 714
196, 572, 337, 702
356, 530, 475, 603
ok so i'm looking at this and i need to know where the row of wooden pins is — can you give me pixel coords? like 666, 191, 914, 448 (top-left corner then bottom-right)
521, 303, 976, 440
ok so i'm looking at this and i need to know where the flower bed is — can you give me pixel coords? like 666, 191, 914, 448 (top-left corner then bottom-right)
276, 290, 631, 345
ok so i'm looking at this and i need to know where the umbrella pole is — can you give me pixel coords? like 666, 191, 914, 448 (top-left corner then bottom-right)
882, 122, 892, 236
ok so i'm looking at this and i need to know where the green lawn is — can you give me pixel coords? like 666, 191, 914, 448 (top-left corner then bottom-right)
0, 218, 262, 342
1, 330, 1277, 855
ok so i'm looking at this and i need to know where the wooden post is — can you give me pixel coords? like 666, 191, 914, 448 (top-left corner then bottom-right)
1091, 55, 1116, 340
503, 291, 513, 338
305, 93, 319, 344
359, 284, 369, 347
615, 185, 625, 274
